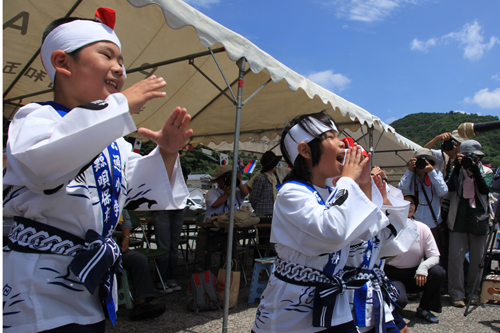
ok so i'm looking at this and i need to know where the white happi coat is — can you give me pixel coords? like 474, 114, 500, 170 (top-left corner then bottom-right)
347, 190, 418, 332
253, 177, 390, 333
3, 94, 188, 332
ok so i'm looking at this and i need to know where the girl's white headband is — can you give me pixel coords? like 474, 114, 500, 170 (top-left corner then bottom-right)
41, 20, 124, 82
284, 117, 338, 165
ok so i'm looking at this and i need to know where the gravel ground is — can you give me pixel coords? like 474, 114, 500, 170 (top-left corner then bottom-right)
106, 257, 500, 333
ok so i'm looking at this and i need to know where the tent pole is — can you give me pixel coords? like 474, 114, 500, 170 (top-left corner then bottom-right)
222, 57, 246, 333
368, 127, 374, 169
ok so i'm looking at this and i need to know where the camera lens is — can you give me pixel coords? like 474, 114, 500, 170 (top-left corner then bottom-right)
461, 153, 477, 169
222, 172, 240, 187
442, 140, 454, 151
415, 158, 427, 170
223, 172, 231, 187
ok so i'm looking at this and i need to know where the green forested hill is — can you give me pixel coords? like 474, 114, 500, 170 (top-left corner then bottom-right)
390, 111, 500, 168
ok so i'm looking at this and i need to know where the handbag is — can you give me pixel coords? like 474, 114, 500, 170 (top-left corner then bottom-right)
216, 259, 240, 308
467, 212, 491, 235
211, 209, 260, 228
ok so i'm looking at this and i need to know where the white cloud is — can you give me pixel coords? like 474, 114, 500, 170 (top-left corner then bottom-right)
411, 21, 499, 60
328, 0, 423, 23
443, 21, 500, 60
492, 74, 500, 81
464, 88, 500, 109
183, 0, 220, 8
306, 70, 351, 92
410, 38, 437, 52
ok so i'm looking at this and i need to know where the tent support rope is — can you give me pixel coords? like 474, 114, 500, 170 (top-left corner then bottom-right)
209, 47, 237, 102
189, 59, 235, 104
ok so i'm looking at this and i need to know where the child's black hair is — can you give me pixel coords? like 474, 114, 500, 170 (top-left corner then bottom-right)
281, 110, 337, 183
403, 194, 419, 212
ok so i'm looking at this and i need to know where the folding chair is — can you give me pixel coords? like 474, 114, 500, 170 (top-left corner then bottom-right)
127, 210, 168, 293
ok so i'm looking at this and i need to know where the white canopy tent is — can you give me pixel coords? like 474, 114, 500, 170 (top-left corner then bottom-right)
4, 0, 421, 330
3, 0, 419, 157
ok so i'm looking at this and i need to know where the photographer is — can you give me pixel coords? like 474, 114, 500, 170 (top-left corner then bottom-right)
446, 140, 493, 307
398, 148, 448, 247
424, 130, 465, 181
424, 131, 465, 291
194, 165, 249, 272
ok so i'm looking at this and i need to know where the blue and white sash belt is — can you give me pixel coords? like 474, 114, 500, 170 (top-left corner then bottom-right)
273, 257, 369, 328
8, 216, 85, 256
69, 229, 123, 325
354, 267, 401, 333
355, 267, 400, 307
7, 217, 122, 325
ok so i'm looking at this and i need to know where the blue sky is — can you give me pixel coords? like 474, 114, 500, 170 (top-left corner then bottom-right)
182, 0, 500, 125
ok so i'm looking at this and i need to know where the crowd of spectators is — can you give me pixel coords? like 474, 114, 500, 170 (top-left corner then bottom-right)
113, 130, 497, 329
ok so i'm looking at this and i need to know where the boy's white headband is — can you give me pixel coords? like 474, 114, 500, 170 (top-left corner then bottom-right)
41, 20, 124, 82
284, 117, 338, 165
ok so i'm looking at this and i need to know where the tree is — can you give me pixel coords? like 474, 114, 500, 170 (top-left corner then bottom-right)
391, 112, 500, 169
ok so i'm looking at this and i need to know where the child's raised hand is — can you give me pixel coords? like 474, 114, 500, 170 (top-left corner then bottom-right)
122, 75, 167, 114
137, 107, 193, 155
341, 144, 370, 181
357, 152, 373, 185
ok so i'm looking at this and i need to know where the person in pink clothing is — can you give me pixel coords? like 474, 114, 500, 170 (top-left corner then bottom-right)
384, 194, 445, 324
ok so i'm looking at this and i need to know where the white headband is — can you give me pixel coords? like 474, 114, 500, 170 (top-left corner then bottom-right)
41, 20, 124, 82
284, 117, 338, 165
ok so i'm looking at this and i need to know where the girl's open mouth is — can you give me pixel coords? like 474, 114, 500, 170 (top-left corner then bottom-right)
337, 151, 346, 166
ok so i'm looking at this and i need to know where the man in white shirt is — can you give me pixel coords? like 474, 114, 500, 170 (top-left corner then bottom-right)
194, 165, 249, 272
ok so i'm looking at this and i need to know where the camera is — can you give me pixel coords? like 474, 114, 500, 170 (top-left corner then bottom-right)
441, 139, 457, 152
415, 157, 428, 170
461, 152, 477, 170
222, 171, 240, 188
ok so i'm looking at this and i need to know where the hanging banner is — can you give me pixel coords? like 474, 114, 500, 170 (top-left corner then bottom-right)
201, 148, 212, 156
181, 144, 194, 151
238, 157, 245, 173
243, 160, 257, 173
125, 137, 141, 154
220, 153, 228, 165
132, 139, 142, 154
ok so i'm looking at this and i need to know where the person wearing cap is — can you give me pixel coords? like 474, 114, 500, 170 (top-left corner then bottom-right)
424, 131, 465, 182
385, 194, 445, 324
193, 165, 249, 272
2, 8, 192, 331
424, 131, 465, 292
446, 139, 493, 307
249, 151, 281, 220
398, 148, 448, 246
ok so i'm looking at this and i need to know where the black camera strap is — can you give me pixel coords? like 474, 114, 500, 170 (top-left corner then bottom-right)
416, 176, 439, 225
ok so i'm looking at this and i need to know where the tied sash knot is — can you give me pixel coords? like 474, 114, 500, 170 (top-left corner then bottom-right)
313, 267, 368, 328
69, 229, 122, 325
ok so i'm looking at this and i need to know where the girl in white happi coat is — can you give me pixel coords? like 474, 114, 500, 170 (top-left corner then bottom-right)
252, 112, 390, 333
347, 186, 418, 333
3, 8, 192, 333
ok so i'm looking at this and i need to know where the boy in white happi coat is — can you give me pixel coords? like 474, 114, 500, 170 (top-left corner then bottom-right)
252, 112, 391, 333
3, 8, 192, 332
